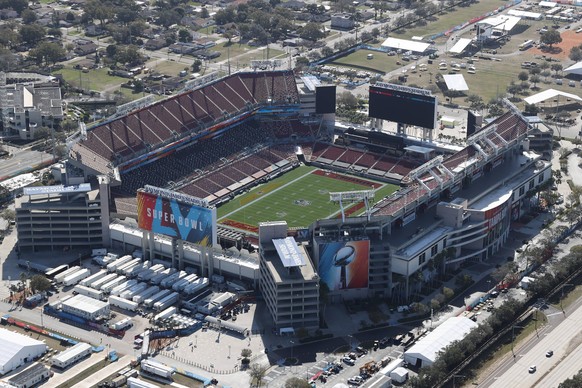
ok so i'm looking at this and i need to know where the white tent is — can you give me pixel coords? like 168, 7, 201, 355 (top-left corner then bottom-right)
0, 329, 48, 375
477, 15, 521, 33
381, 37, 432, 54
449, 38, 473, 54
539, 1, 558, 8
565, 62, 582, 76
443, 74, 469, 91
524, 89, 582, 105
404, 317, 477, 367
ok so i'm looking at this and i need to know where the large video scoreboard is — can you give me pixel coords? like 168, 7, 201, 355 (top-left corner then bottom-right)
369, 82, 437, 129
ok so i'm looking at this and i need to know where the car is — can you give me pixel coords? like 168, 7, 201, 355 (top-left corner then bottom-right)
546, 350, 554, 357
348, 376, 363, 385
342, 356, 355, 366
528, 365, 537, 373
551, 184, 558, 191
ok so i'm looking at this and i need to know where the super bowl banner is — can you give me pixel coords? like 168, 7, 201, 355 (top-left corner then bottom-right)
319, 240, 369, 290
137, 191, 216, 246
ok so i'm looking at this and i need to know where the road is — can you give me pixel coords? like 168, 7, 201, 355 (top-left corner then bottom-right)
479, 295, 582, 388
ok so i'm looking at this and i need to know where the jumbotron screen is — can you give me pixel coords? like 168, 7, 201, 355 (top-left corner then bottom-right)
369, 83, 437, 129
316, 85, 337, 114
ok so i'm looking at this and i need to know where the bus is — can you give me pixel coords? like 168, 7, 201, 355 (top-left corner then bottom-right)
45, 264, 69, 280
519, 40, 535, 51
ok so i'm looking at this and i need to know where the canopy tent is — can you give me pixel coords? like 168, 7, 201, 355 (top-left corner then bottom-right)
404, 317, 477, 367
508, 10, 543, 20
538, 1, 558, 7
524, 89, 582, 105
476, 15, 521, 33
381, 37, 432, 54
443, 74, 469, 91
564, 62, 582, 76
449, 38, 473, 54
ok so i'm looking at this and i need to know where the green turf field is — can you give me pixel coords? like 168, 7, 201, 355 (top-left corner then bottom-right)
217, 166, 398, 229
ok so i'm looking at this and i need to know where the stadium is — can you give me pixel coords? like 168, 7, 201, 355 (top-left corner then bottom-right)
60, 70, 552, 325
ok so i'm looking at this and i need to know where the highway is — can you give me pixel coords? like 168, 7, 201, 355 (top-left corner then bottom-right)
481, 296, 582, 388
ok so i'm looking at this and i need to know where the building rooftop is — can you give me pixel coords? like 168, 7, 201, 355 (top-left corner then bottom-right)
1, 84, 63, 117
262, 239, 316, 283
62, 294, 108, 314
8, 363, 48, 385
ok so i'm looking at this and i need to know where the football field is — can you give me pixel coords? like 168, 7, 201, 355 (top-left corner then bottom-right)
217, 166, 398, 230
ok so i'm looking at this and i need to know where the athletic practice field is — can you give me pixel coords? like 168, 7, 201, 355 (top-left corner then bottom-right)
217, 166, 398, 232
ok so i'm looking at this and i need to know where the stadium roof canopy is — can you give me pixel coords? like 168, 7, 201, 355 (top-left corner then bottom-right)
476, 15, 521, 33
564, 62, 582, 76
443, 74, 469, 91
404, 317, 477, 367
381, 37, 432, 53
524, 89, 582, 105
449, 38, 473, 54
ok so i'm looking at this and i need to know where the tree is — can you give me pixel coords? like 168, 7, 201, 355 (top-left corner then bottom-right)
558, 369, 582, 388
551, 63, 563, 76
285, 377, 311, 388
21, 9, 37, 24
19, 25, 46, 47
200, 7, 210, 18
518, 71, 529, 82
465, 94, 484, 111
300, 22, 324, 41
530, 74, 541, 89
443, 287, 454, 300
241, 348, 252, 359
321, 46, 333, 57
337, 91, 358, 109
178, 29, 192, 43
249, 363, 269, 387
540, 29, 562, 49
29, 42, 66, 67
30, 275, 51, 294
192, 59, 202, 72
0, 0, 27, 14
570, 46, 582, 62
506, 81, 520, 99
1, 208, 15, 223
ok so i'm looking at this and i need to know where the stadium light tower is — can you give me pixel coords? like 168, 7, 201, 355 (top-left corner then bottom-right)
329, 190, 375, 222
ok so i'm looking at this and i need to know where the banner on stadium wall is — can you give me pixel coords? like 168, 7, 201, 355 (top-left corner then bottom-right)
402, 211, 416, 226
137, 191, 216, 247
318, 240, 369, 291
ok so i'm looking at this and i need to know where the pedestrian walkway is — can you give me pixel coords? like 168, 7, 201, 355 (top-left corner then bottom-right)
71, 355, 132, 388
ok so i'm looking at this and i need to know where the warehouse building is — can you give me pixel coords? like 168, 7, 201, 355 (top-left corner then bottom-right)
61, 294, 110, 321
7, 363, 51, 388
0, 329, 48, 375
50, 343, 92, 369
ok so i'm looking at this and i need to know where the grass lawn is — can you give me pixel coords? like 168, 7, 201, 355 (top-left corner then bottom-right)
151, 60, 190, 77
551, 284, 582, 311
217, 166, 396, 229
54, 67, 127, 92
234, 47, 286, 68
330, 49, 402, 74
396, 1, 512, 41
57, 358, 111, 388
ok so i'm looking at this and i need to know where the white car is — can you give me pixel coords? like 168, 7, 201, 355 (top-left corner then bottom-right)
528, 365, 537, 373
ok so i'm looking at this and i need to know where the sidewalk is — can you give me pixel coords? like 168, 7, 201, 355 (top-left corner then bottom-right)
71, 355, 132, 388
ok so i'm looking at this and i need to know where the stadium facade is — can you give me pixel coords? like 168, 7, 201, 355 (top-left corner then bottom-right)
18, 70, 554, 328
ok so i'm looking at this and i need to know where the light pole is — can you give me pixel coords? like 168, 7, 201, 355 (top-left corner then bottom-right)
289, 340, 295, 373
561, 283, 574, 314
453, 374, 465, 388
228, 345, 231, 359
194, 335, 198, 348
511, 325, 525, 358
